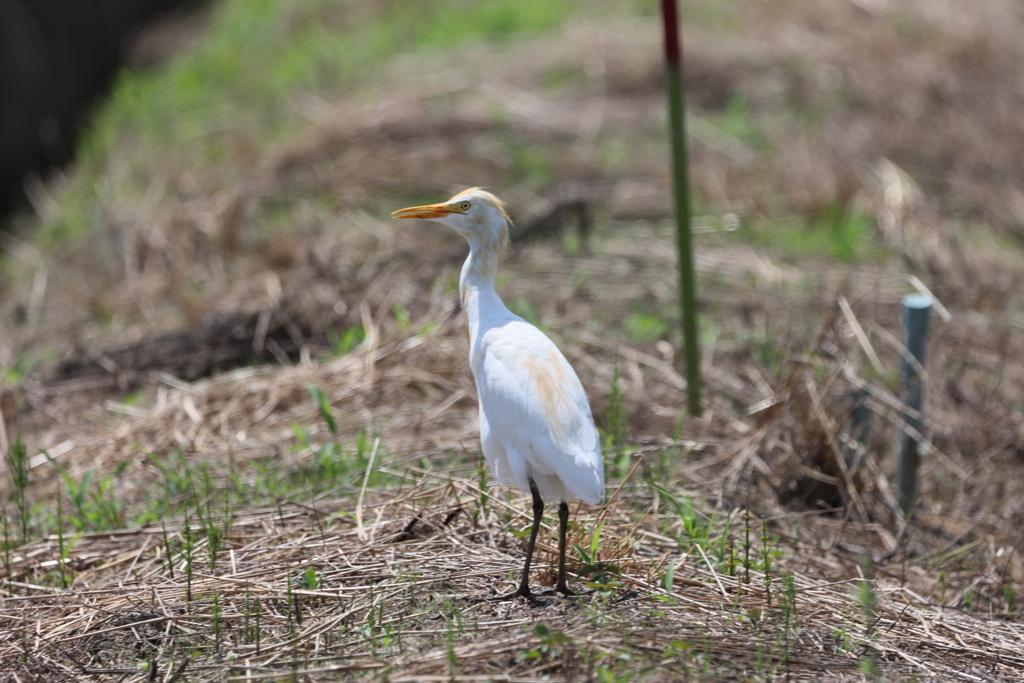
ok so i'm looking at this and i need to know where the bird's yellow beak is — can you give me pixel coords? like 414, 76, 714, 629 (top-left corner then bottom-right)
392, 203, 456, 220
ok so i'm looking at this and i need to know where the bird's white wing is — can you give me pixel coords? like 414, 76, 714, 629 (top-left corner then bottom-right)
473, 318, 603, 504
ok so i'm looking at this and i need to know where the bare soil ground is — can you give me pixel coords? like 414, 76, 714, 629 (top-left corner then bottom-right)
2, 1, 1024, 680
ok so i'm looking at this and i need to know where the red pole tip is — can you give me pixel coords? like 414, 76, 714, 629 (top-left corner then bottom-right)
661, 0, 681, 67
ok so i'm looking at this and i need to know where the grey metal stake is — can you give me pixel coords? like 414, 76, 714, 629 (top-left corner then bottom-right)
843, 387, 870, 469
897, 293, 932, 518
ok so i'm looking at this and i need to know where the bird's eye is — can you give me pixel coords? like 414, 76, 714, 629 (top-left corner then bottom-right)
459, 201, 471, 211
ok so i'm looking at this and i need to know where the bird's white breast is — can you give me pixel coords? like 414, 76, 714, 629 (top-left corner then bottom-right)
469, 311, 603, 504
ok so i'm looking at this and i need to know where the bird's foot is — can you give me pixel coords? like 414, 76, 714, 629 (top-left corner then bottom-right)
538, 582, 577, 598
475, 586, 551, 607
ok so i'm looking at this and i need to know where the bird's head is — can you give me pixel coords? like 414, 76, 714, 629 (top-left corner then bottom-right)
392, 188, 511, 256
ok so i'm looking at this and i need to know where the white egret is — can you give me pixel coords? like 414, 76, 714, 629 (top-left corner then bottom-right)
393, 188, 604, 605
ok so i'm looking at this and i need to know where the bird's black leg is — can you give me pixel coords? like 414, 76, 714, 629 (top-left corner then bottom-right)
516, 483, 547, 604
554, 501, 576, 596
484, 481, 549, 607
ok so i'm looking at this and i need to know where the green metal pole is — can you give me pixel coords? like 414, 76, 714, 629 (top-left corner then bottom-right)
661, 0, 702, 415
897, 293, 931, 518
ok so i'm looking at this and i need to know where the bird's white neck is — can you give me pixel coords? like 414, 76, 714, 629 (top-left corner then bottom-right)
460, 238, 509, 341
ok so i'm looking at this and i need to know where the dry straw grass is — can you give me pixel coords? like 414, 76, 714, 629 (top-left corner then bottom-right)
3, 1, 1024, 680
1, 460, 1024, 681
